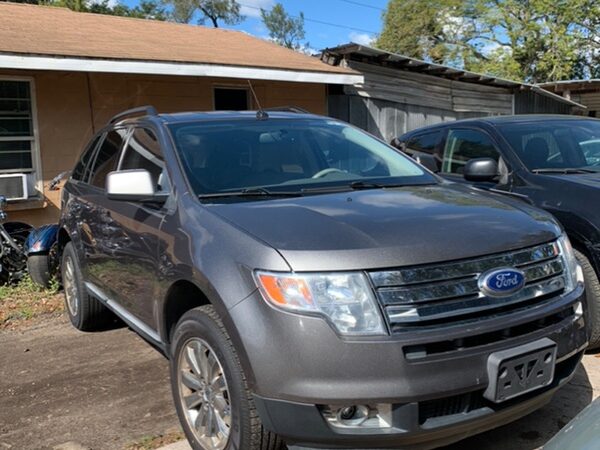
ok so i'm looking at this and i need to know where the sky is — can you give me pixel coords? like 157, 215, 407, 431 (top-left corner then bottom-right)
122, 0, 388, 51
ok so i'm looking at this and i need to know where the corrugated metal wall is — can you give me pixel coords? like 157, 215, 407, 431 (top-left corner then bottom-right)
514, 91, 572, 114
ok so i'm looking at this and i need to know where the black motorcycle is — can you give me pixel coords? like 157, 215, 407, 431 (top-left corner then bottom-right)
0, 172, 65, 286
0, 195, 33, 284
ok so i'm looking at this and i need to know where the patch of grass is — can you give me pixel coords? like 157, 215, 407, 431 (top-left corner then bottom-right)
0, 275, 64, 331
124, 429, 185, 450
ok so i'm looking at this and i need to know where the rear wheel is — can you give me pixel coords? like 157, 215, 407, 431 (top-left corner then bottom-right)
574, 249, 600, 350
62, 242, 112, 331
170, 306, 285, 450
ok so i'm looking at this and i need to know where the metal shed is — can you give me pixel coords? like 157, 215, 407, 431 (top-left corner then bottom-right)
322, 43, 583, 142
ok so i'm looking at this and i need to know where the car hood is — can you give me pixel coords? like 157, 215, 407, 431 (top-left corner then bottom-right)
208, 184, 561, 271
545, 171, 600, 188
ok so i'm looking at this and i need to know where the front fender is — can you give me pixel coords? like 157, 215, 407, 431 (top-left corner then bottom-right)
25, 224, 59, 255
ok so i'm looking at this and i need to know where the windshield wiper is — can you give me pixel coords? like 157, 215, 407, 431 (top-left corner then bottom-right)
300, 181, 422, 194
198, 187, 302, 199
531, 168, 597, 174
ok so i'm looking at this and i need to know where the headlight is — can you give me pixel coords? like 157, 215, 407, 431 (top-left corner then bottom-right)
557, 234, 584, 293
255, 271, 386, 336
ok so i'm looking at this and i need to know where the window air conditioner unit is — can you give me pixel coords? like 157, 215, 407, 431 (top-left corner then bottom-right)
0, 173, 28, 201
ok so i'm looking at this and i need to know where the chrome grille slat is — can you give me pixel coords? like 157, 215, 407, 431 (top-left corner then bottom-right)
379, 278, 479, 305
368, 241, 567, 330
370, 242, 558, 288
379, 259, 564, 306
386, 276, 565, 324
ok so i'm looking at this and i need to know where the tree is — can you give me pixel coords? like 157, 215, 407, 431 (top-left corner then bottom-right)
87, 0, 167, 19
261, 3, 306, 50
376, 0, 600, 82
163, 0, 243, 27
2, 0, 168, 20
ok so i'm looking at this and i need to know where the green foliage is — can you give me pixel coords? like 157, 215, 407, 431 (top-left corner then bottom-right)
376, 0, 600, 82
2, 0, 168, 20
260, 2, 306, 50
162, 0, 243, 27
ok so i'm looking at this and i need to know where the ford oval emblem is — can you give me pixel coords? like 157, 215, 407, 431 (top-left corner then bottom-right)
479, 268, 526, 297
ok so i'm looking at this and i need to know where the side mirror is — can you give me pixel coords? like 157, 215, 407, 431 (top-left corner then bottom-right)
106, 169, 167, 203
463, 158, 498, 182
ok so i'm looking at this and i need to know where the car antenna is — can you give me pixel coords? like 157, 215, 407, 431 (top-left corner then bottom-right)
248, 80, 269, 120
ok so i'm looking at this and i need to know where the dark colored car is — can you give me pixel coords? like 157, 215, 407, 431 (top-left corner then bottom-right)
544, 397, 600, 450
58, 107, 588, 450
393, 115, 600, 350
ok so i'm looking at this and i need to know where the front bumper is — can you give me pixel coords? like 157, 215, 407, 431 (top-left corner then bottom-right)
253, 350, 582, 449
229, 285, 587, 448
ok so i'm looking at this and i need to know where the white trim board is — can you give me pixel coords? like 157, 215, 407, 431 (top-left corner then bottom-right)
0, 54, 363, 85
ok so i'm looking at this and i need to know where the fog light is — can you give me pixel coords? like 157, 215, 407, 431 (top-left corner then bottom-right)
322, 404, 392, 431
339, 405, 357, 421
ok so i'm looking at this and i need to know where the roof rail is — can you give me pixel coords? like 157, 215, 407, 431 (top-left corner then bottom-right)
109, 105, 158, 124
263, 106, 309, 114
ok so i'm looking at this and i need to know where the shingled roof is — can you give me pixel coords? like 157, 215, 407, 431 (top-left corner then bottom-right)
0, 2, 361, 84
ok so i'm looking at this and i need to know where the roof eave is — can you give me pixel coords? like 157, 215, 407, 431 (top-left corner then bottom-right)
322, 43, 583, 107
0, 53, 364, 85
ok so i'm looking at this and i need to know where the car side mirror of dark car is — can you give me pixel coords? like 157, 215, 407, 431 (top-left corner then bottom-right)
106, 169, 168, 203
463, 158, 498, 182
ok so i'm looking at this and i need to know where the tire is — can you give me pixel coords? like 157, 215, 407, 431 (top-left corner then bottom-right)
574, 249, 600, 350
27, 254, 52, 288
170, 305, 285, 450
61, 242, 112, 331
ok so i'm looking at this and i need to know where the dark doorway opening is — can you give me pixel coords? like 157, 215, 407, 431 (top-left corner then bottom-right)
214, 87, 249, 111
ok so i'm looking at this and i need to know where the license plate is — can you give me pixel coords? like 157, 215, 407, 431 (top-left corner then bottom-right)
484, 338, 557, 403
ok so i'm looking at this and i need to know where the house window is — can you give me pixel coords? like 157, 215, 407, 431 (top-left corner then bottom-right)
214, 87, 249, 111
0, 79, 36, 173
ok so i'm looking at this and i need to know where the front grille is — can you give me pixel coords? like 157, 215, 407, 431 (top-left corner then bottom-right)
418, 390, 486, 425
369, 241, 566, 332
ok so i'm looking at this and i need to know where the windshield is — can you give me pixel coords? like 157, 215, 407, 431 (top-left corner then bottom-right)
498, 119, 600, 172
169, 118, 435, 198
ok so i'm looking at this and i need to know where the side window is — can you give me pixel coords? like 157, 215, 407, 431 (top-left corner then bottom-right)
89, 129, 127, 189
406, 131, 442, 155
119, 127, 170, 193
442, 129, 500, 174
72, 134, 102, 182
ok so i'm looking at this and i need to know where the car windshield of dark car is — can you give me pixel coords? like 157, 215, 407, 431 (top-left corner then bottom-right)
168, 118, 435, 198
498, 120, 600, 172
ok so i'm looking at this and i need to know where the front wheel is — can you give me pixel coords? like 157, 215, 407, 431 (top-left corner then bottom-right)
575, 249, 600, 350
170, 306, 285, 450
27, 254, 52, 288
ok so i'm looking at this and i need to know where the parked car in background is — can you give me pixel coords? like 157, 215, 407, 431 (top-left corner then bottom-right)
392, 115, 600, 349
544, 397, 600, 450
59, 107, 588, 450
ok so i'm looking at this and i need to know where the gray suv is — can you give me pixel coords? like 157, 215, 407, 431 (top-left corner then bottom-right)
59, 107, 588, 450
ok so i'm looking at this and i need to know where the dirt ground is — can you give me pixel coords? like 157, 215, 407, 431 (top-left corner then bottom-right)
0, 315, 599, 450
0, 316, 179, 450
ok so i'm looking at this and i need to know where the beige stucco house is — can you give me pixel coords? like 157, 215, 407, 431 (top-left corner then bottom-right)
0, 2, 361, 226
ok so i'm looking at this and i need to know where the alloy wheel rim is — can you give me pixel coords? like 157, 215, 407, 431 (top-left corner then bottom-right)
178, 337, 231, 450
63, 256, 78, 317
